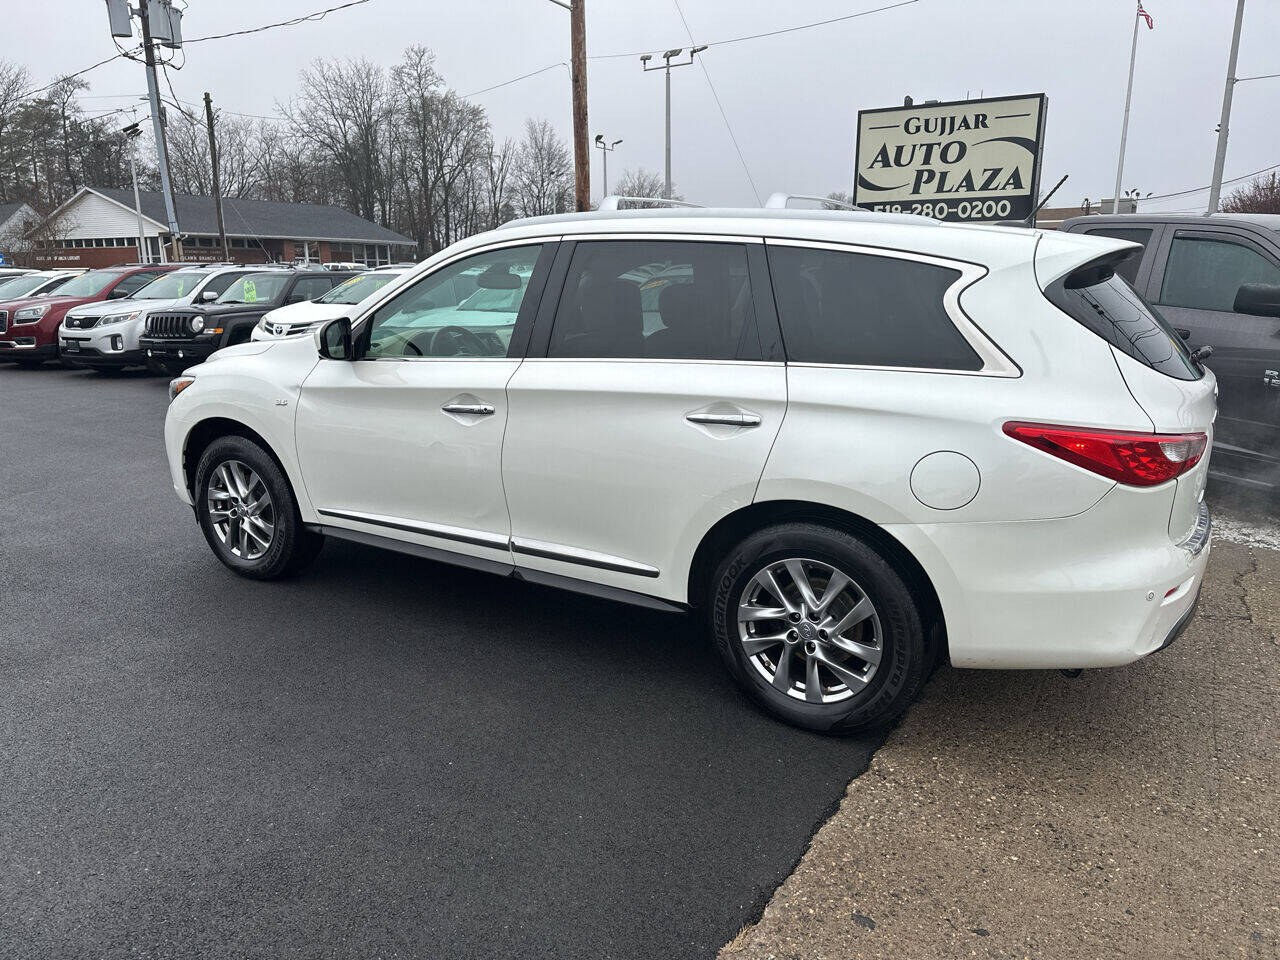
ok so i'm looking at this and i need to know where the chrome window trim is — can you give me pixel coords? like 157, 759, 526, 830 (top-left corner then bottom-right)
764, 237, 1020, 378
518, 356, 782, 367
559, 231, 765, 244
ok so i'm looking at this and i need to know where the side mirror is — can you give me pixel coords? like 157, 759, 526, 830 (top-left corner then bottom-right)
315, 316, 352, 360
200, 289, 218, 301
106, 286, 131, 300
1233, 283, 1280, 319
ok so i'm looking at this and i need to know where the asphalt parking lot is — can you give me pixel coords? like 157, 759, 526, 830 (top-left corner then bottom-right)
4, 363, 1276, 960
0, 364, 882, 959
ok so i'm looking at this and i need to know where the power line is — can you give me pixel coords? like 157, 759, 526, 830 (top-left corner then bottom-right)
16, 0, 373, 103
589, 0, 921, 59
1142, 161, 1280, 201
182, 0, 373, 44
464, 61, 568, 98
671, 0, 760, 204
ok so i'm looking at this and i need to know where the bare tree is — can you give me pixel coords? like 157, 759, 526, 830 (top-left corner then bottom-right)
0, 60, 32, 203
612, 167, 678, 206
511, 118, 572, 218
283, 57, 392, 222
484, 137, 517, 228
1224, 172, 1280, 215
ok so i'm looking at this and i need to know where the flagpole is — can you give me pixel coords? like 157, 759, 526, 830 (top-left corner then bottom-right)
1112, 4, 1141, 214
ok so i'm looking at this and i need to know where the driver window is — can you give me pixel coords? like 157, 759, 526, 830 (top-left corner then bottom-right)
364, 245, 542, 359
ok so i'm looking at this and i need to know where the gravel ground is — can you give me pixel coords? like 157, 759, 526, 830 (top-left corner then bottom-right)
722, 494, 1279, 960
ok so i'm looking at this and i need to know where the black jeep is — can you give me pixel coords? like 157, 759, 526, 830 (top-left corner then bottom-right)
139, 268, 355, 375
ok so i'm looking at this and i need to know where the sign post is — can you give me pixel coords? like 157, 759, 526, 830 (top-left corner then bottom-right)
853, 94, 1047, 223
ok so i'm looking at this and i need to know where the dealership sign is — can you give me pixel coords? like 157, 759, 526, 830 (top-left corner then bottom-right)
854, 94, 1047, 222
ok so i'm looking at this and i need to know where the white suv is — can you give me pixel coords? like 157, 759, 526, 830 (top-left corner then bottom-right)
250, 267, 408, 341
163, 208, 1215, 733
60, 264, 270, 371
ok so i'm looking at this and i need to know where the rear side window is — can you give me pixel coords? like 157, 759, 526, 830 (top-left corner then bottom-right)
547, 240, 757, 361
766, 246, 981, 370
1084, 228, 1151, 284
1045, 260, 1200, 381
1159, 235, 1280, 312
201, 271, 244, 299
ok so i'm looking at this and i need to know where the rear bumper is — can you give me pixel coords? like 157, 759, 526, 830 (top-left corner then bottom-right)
887, 487, 1211, 670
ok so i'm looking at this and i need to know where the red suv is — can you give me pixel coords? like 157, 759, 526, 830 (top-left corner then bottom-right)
0, 264, 181, 368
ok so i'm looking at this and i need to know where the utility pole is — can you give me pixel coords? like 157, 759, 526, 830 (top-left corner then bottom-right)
569, 0, 590, 211
203, 92, 230, 261
641, 46, 705, 199
1111, 5, 1141, 214
1207, 0, 1247, 214
138, 1, 181, 261
594, 134, 621, 199
122, 122, 148, 263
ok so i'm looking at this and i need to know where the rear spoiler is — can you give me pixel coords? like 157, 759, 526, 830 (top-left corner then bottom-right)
1033, 232, 1143, 292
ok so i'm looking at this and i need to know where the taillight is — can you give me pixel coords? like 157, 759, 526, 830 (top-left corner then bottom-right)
1002, 422, 1207, 487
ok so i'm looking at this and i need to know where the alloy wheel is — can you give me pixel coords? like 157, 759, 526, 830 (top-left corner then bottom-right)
207, 459, 276, 561
736, 557, 883, 703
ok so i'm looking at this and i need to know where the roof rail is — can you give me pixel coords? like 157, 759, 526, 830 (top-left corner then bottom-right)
764, 192, 857, 211
598, 195, 704, 211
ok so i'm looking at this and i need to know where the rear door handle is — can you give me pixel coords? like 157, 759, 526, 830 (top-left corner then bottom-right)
686, 412, 762, 427
442, 402, 495, 415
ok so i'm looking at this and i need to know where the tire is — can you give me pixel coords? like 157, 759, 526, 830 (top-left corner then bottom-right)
710, 522, 928, 735
194, 434, 324, 580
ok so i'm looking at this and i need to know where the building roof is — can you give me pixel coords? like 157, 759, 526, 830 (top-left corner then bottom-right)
84, 187, 413, 246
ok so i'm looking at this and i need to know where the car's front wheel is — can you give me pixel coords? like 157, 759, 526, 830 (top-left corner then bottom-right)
711, 523, 929, 735
194, 435, 324, 579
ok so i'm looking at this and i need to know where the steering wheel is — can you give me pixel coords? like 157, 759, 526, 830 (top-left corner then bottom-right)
429, 325, 489, 357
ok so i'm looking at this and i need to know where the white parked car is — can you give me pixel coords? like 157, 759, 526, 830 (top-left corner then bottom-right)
0, 269, 84, 302
60, 265, 270, 371
250, 267, 408, 341
164, 206, 1214, 733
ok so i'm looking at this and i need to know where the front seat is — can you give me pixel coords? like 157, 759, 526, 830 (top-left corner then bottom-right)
556, 277, 644, 357
646, 283, 711, 359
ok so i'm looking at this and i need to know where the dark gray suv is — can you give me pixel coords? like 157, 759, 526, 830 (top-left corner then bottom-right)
1062, 212, 1280, 489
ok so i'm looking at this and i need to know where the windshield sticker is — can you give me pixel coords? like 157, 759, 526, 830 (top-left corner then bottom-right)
243, 280, 257, 303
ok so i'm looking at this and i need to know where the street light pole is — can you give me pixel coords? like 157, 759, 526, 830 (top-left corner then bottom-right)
138, 1, 181, 261
1207, 0, 1247, 214
642, 46, 705, 200
1111, 6, 1141, 214
594, 134, 622, 199
122, 122, 148, 263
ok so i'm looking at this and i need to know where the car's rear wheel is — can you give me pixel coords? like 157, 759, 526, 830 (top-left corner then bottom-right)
710, 523, 928, 734
194, 435, 324, 579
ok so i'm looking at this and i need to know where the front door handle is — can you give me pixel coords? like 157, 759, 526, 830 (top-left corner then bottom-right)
686, 412, 762, 427
1264, 369, 1280, 388
442, 402, 495, 415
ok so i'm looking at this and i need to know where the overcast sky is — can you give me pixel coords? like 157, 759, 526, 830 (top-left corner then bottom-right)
12, 0, 1280, 212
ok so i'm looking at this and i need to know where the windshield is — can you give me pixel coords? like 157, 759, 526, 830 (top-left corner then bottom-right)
134, 271, 205, 300
317, 272, 402, 305
216, 274, 291, 304
0, 274, 52, 299
49, 271, 121, 298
